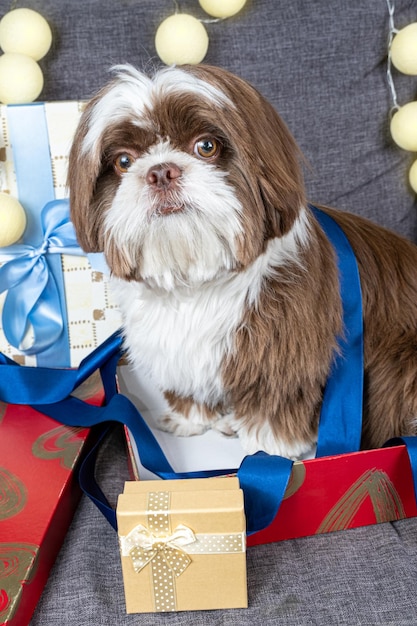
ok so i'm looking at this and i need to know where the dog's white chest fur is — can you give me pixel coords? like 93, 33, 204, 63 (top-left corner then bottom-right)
111, 276, 247, 406
111, 226, 309, 408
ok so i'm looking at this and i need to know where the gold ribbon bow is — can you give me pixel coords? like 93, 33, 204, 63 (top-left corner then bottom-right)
121, 523, 196, 576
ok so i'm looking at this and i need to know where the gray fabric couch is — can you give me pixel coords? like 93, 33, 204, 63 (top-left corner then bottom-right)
25, 0, 417, 623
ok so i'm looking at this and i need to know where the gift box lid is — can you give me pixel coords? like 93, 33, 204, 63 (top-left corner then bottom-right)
118, 477, 245, 535
122, 476, 239, 493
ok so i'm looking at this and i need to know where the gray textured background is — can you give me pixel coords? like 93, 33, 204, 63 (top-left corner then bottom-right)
0, 0, 413, 623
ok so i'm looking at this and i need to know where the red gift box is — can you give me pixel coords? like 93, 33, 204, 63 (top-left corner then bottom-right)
0, 376, 103, 626
247, 444, 417, 547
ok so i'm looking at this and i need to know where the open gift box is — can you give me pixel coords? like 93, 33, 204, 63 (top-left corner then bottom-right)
118, 364, 417, 550
45, 325, 417, 615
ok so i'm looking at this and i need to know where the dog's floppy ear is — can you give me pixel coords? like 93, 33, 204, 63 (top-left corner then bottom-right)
184, 65, 306, 238
68, 97, 107, 253
252, 94, 307, 237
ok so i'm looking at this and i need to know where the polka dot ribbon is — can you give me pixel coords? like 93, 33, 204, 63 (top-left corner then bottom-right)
119, 491, 245, 612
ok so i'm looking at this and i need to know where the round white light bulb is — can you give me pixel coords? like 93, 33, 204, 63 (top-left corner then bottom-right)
0, 53, 44, 104
391, 23, 417, 75
199, 0, 247, 18
390, 102, 417, 151
155, 14, 209, 65
0, 193, 27, 247
0, 8, 52, 61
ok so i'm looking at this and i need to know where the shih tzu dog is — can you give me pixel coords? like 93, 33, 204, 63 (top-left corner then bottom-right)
68, 64, 417, 459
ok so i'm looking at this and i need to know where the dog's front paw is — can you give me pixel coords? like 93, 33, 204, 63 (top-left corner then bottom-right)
155, 410, 209, 437
238, 422, 315, 460
211, 413, 239, 438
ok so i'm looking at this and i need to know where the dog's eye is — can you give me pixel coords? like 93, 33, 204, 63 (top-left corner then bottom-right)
194, 138, 219, 160
114, 153, 136, 174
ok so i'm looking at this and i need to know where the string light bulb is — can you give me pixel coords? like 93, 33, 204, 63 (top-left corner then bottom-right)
155, 13, 209, 65
0, 7, 52, 61
0, 193, 27, 247
0, 52, 43, 104
198, 0, 247, 19
390, 101, 417, 151
409, 159, 417, 193
390, 22, 417, 75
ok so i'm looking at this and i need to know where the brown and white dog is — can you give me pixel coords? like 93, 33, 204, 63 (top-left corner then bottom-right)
68, 64, 417, 459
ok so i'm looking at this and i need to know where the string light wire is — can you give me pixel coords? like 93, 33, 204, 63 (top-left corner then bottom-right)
386, 0, 400, 114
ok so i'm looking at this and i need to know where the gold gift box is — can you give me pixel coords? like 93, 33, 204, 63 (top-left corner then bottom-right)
117, 477, 248, 613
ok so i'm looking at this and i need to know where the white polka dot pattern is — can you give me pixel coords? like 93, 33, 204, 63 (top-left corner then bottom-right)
186, 533, 245, 553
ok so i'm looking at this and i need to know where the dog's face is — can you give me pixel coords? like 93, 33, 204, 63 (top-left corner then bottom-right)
69, 64, 305, 289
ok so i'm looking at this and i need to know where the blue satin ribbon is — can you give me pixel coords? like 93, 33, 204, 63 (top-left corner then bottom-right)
0, 205, 367, 535
0, 198, 84, 357
0, 329, 123, 404
7, 104, 54, 247
384, 437, 417, 505
36, 396, 293, 534
311, 207, 364, 457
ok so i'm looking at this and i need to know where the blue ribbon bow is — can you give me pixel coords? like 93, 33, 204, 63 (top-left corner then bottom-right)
0, 198, 84, 355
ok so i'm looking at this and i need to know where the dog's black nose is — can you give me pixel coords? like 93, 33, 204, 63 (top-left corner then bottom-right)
146, 163, 182, 189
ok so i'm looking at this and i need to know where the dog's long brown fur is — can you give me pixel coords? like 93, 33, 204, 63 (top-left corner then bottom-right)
322, 206, 417, 447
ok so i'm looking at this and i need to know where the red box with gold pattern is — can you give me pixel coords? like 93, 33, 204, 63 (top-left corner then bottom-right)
0, 376, 103, 626
247, 445, 417, 547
